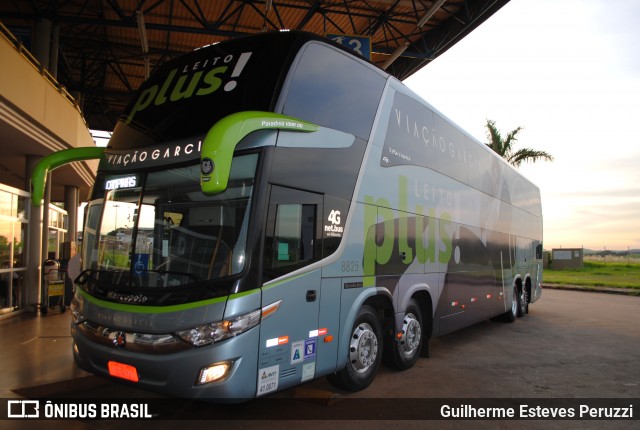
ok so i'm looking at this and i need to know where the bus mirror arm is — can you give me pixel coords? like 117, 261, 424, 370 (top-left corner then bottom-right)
31, 147, 105, 207
200, 111, 319, 195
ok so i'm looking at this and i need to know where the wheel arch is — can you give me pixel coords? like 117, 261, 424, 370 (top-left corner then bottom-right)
410, 289, 434, 341
362, 293, 395, 354
513, 275, 524, 297
524, 275, 532, 304
335, 288, 393, 369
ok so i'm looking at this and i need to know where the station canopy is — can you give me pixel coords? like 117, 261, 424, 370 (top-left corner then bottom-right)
1, 0, 509, 131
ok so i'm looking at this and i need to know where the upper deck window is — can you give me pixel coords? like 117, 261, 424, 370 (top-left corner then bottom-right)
281, 42, 386, 140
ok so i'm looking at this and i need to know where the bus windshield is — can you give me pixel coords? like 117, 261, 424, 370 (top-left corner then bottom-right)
82, 153, 258, 288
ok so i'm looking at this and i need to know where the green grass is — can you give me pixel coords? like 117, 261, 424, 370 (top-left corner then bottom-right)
544, 259, 640, 289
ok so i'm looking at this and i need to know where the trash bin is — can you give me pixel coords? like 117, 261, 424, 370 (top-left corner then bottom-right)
43, 259, 60, 282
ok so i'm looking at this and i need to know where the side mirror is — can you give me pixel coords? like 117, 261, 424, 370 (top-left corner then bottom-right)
200, 111, 318, 195
31, 147, 105, 207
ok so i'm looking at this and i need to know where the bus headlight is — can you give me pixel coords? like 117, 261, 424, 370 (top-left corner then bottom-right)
175, 309, 261, 347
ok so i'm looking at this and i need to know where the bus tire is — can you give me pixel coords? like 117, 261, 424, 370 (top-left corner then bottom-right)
491, 285, 520, 322
384, 298, 423, 370
327, 305, 382, 392
502, 286, 518, 323
517, 287, 528, 317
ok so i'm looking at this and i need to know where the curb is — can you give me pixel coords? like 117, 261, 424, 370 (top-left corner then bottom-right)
542, 283, 640, 296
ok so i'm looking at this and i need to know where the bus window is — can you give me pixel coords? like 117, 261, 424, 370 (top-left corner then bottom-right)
273, 204, 316, 266
281, 41, 385, 139
81, 201, 102, 272
97, 189, 140, 271
264, 186, 322, 278
82, 154, 258, 286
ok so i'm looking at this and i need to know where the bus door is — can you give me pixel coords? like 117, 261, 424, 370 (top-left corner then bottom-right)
257, 185, 324, 395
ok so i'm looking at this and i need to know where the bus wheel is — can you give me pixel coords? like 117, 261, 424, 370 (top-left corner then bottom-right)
384, 299, 423, 370
327, 305, 382, 391
503, 286, 518, 323
517, 288, 528, 317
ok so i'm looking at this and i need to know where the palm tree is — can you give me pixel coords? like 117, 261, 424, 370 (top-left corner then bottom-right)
485, 119, 553, 167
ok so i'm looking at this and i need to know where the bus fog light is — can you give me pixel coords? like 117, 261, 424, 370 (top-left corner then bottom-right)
197, 361, 233, 385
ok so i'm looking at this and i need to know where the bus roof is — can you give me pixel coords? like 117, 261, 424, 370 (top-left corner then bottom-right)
108, 31, 363, 150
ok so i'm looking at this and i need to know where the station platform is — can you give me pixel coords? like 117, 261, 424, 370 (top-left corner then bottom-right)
0, 312, 172, 429
0, 311, 171, 402
1, 311, 94, 399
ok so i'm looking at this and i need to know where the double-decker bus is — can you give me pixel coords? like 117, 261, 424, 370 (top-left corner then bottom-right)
66, 31, 543, 400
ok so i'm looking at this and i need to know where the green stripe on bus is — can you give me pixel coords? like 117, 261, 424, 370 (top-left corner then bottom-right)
76, 287, 259, 314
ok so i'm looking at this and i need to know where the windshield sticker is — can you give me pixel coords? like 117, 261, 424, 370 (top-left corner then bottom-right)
133, 254, 149, 274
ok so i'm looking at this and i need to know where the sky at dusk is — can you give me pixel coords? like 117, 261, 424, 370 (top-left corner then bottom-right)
91, 0, 639, 250
405, 0, 640, 251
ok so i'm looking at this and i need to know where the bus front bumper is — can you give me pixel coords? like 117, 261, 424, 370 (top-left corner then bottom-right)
71, 322, 261, 402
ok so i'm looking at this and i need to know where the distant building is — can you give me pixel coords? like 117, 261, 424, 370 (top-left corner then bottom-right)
551, 248, 584, 269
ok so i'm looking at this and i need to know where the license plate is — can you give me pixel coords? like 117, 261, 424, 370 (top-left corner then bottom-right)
108, 361, 139, 383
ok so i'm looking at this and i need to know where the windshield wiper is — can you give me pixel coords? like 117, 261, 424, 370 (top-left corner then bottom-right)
76, 268, 200, 288
75, 269, 113, 286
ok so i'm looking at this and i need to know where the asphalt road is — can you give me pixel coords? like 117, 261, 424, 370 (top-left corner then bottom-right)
3, 288, 639, 429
